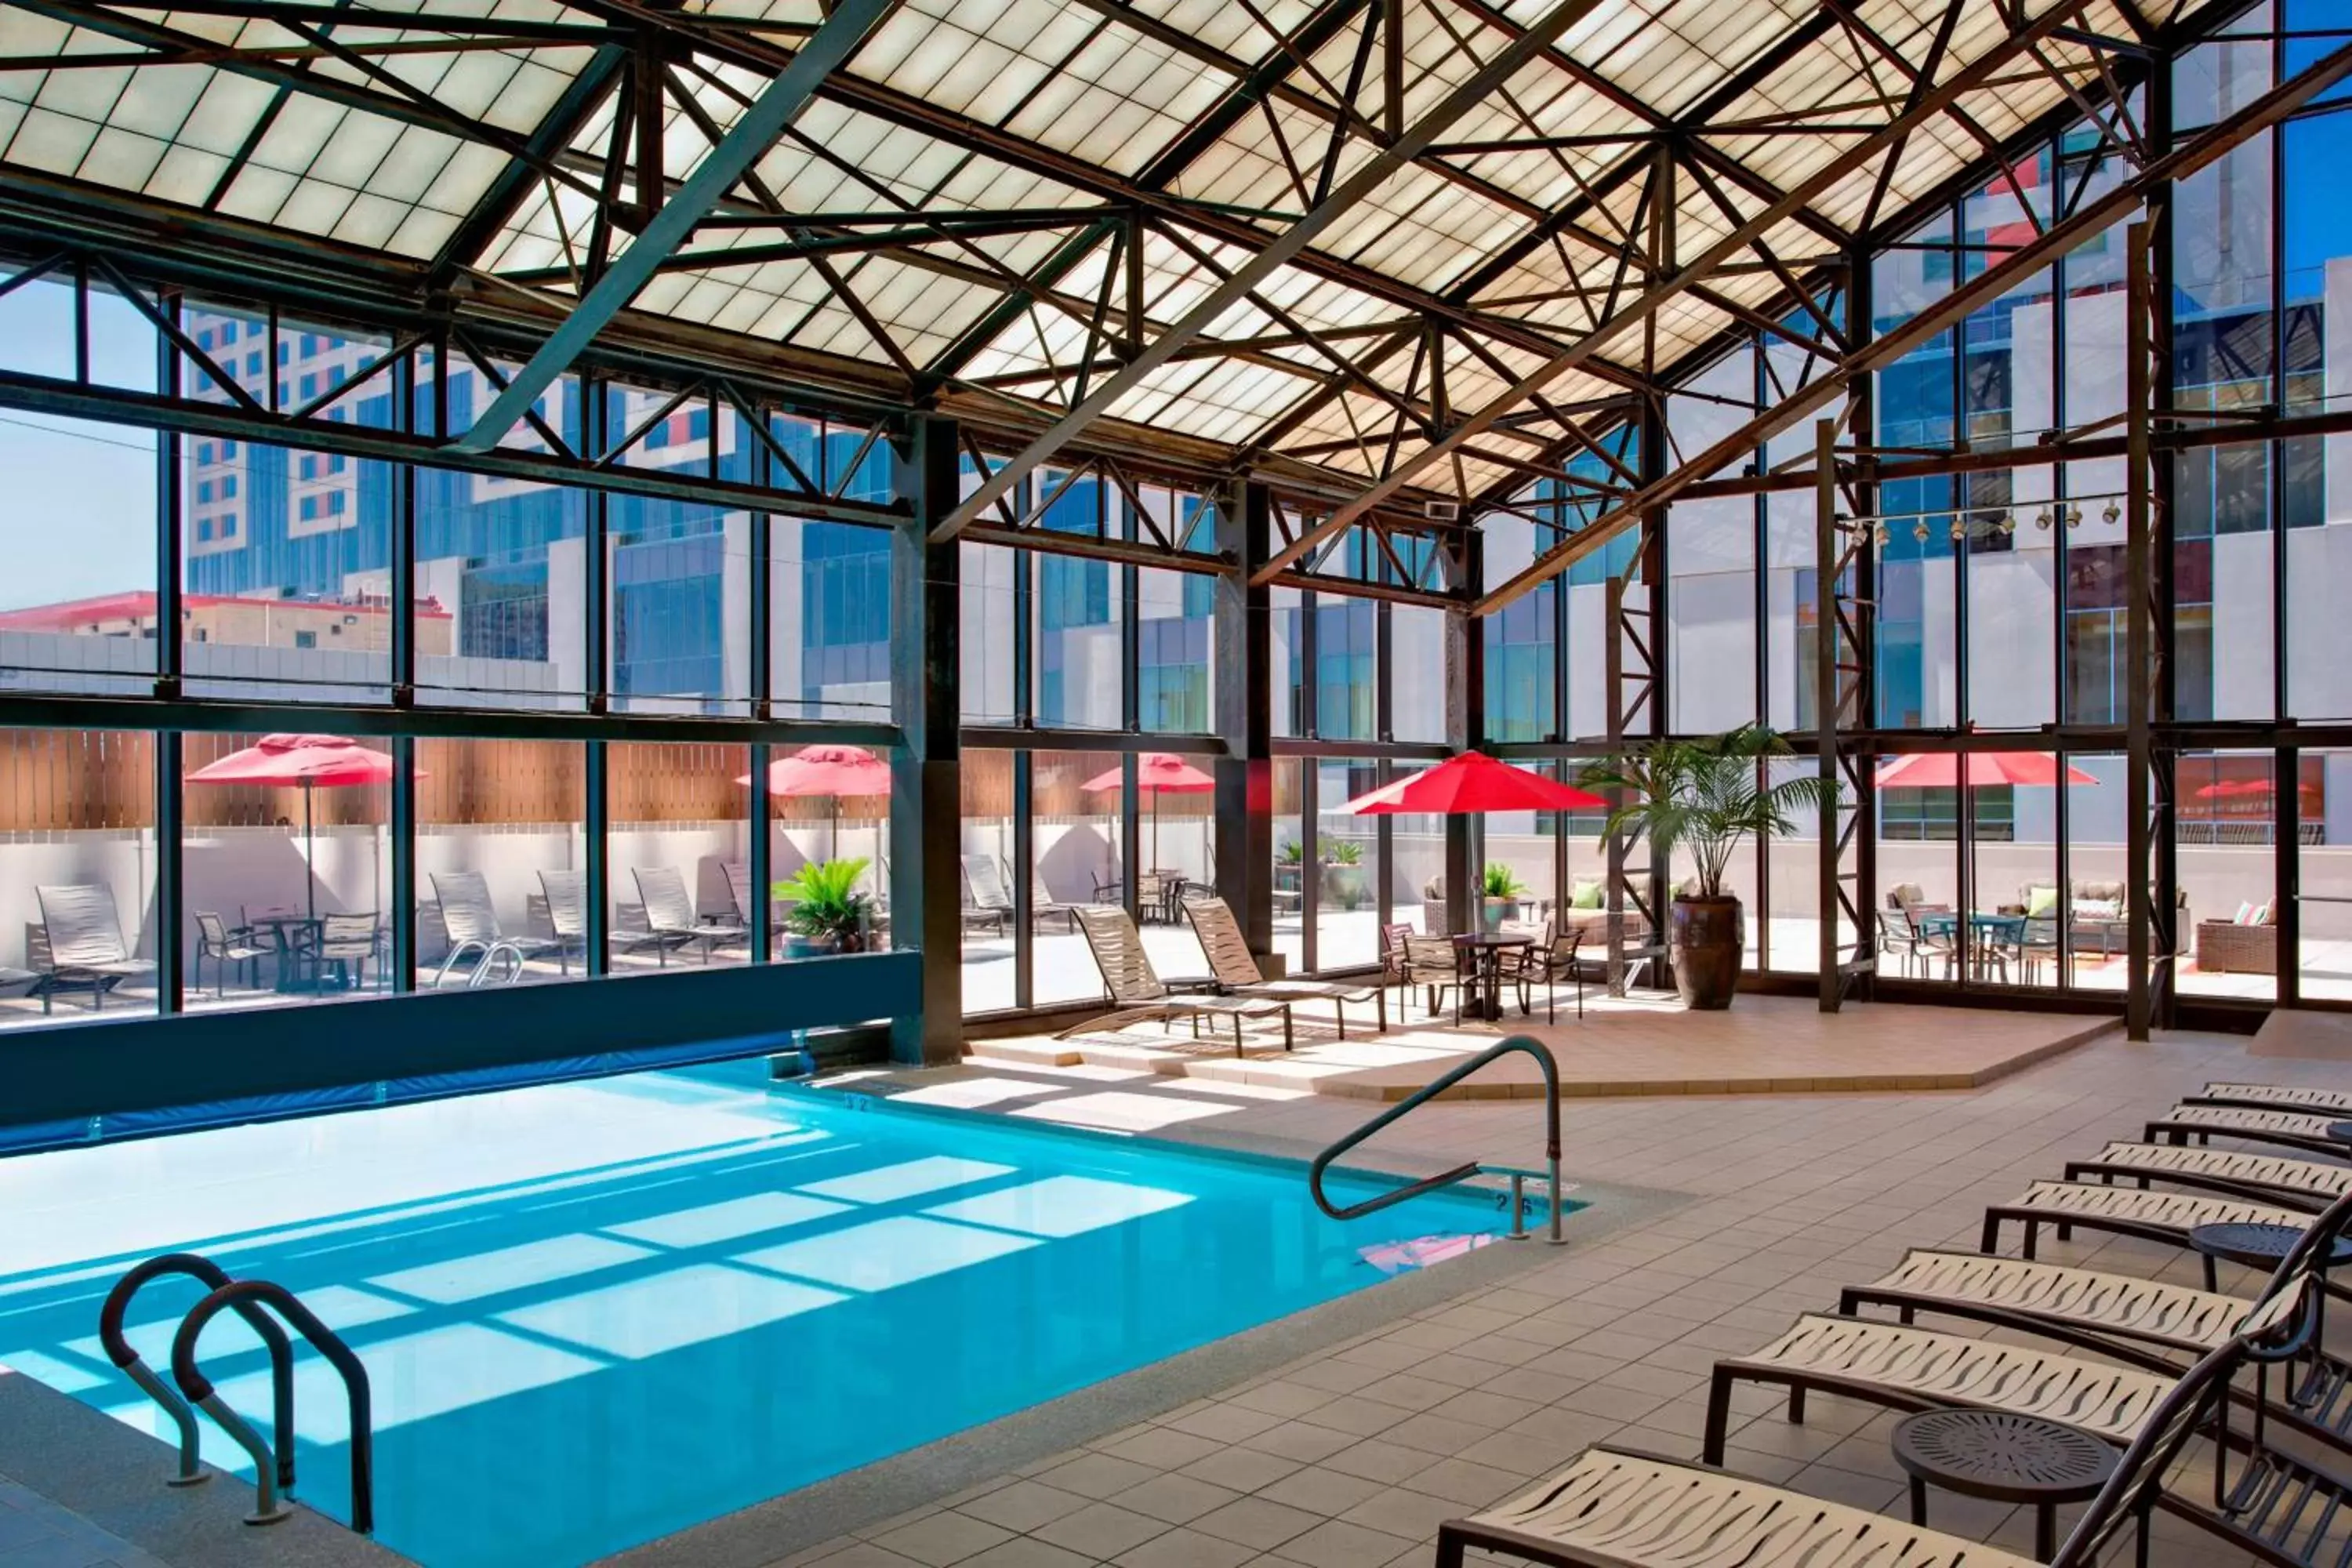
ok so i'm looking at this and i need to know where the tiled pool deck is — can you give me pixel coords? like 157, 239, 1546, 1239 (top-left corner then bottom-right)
733, 1022, 2333, 1568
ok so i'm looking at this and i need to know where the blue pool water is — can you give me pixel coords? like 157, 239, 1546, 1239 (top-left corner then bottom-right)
0, 1067, 1529, 1567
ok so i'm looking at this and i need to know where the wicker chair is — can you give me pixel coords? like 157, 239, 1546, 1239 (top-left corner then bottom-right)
2196, 917, 2278, 975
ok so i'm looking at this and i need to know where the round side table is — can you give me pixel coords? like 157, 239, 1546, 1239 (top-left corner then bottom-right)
1891, 1408, 2118, 1559
2185, 1220, 2352, 1292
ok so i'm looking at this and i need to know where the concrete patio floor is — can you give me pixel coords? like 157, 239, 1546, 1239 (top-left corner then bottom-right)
749, 1021, 2347, 1568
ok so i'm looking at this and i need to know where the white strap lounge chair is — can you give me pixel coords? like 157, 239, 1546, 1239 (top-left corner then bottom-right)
633, 866, 749, 964
34, 884, 156, 1013
1181, 894, 1385, 1038
1983, 1178, 2317, 1276
430, 870, 560, 987
2063, 1140, 2352, 1207
1444, 1289, 2294, 1568
2143, 1102, 2352, 1160
1057, 905, 1292, 1057
2194, 1080, 2352, 1116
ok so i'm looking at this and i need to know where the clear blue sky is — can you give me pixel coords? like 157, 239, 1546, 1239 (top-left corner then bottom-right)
0, 279, 162, 611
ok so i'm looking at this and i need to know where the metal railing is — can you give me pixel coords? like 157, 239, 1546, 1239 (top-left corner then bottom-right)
1307, 1034, 1567, 1244
100, 1254, 373, 1535
98, 1254, 296, 1494
172, 1279, 374, 1534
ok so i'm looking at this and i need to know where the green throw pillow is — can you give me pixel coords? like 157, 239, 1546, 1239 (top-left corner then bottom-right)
2025, 884, 2059, 917
1571, 880, 1604, 910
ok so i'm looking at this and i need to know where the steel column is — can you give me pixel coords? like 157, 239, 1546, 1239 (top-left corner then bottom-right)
1214, 481, 1275, 966
891, 412, 964, 1063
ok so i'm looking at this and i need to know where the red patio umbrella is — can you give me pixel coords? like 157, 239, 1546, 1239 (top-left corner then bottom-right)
1082, 753, 1214, 869
739, 744, 890, 860
185, 734, 401, 924
1340, 751, 1606, 815
1874, 751, 2097, 789
2195, 778, 2273, 800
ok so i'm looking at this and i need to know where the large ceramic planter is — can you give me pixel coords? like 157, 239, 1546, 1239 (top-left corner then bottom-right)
1670, 895, 1743, 1010
1323, 863, 1365, 909
781, 933, 842, 959
1480, 897, 1520, 934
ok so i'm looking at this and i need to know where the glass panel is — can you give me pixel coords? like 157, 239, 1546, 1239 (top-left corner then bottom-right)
1483, 759, 1559, 938
1388, 605, 1448, 744
1315, 757, 1377, 971
1032, 750, 1124, 1007
960, 543, 1020, 724
0, 728, 157, 1029
1874, 753, 1959, 984
1968, 765, 2053, 989
182, 731, 390, 1009
181, 310, 398, 701
1033, 553, 1120, 728
1136, 568, 1211, 733
1765, 755, 1825, 976
2300, 750, 2350, 1002
1271, 757, 1305, 974
2064, 753, 2130, 996
1482, 512, 1555, 742
2283, 108, 2352, 719
960, 750, 1016, 1014
1390, 776, 1446, 939
609, 743, 753, 971
781, 519, 891, 722
1668, 350, 1758, 732
0, 281, 159, 696
416, 739, 585, 989
1312, 597, 1376, 739
413, 351, 587, 709
2178, 750, 2278, 1000
1272, 586, 1303, 739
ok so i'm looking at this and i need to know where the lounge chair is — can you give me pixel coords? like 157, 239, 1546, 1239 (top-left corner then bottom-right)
1983, 1178, 2322, 1287
963, 855, 1077, 935
34, 884, 156, 1013
2062, 1139, 2352, 1207
633, 866, 748, 964
1057, 905, 1292, 1057
2143, 1102, 2352, 1160
1443, 1278, 2310, 1568
2192, 1080, 2352, 1116
1181, 894, 1384, 1037
308, 912, 383, 992
429, 870, 563, 987
1830, 1190, 2352, 1462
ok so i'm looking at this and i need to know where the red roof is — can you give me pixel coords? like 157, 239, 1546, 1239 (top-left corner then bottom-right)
0, 590, 449, 630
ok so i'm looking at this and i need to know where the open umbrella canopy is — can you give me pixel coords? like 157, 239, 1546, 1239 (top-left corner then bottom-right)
1342, 752, 1606, 815
1080, 754, 1214, 794
740, 745, 891, 797
184, 733, 397, 787
2195, 777, 2273, 800
1874, 751, 2096, 789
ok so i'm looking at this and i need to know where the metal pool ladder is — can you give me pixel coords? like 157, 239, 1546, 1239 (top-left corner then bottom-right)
100, 1255, 375, 1534
1308, 1033, 1568, 1244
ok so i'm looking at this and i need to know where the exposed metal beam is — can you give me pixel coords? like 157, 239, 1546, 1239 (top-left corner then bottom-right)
452, 0, 899, 454
1473, 31, 2352, 615
929, 0, 1610, 541
1255, 0, 2115, 585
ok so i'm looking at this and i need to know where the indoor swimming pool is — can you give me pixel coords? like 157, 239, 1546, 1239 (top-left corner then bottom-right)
0, 1065, 1527, 1567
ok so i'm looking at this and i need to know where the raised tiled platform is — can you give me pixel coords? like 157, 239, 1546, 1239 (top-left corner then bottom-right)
983, 992, 2118, 1100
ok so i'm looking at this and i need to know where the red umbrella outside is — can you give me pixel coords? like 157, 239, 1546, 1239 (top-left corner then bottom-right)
2194, 778, 2273, 800
1341, 751, 1606, 815
185, 734, 403, 924
1082, 753, 1214, 869
739, 745, 890, 861
1874, 751, 2097, 789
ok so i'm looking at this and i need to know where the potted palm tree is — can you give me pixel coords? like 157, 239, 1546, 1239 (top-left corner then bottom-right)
1480, 862, 1527, 932
1580, 726, 1836, 1010
772, 857, 874, 955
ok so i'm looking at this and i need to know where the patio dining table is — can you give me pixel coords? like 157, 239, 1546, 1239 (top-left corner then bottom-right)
1916, 911, 2027, 981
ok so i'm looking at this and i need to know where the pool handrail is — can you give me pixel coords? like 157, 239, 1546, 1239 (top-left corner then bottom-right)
171, 1279, 374, 1534
98, 1252, 296, 1493
1307, 1033, 1566, 1244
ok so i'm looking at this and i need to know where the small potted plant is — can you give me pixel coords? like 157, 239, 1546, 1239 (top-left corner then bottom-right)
1323, 839, 1366, 909
1274, 838, 1306, 895
1579, 725, 1836, 1009
772, 856, 873, 955
1480, 862, 1527, 932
